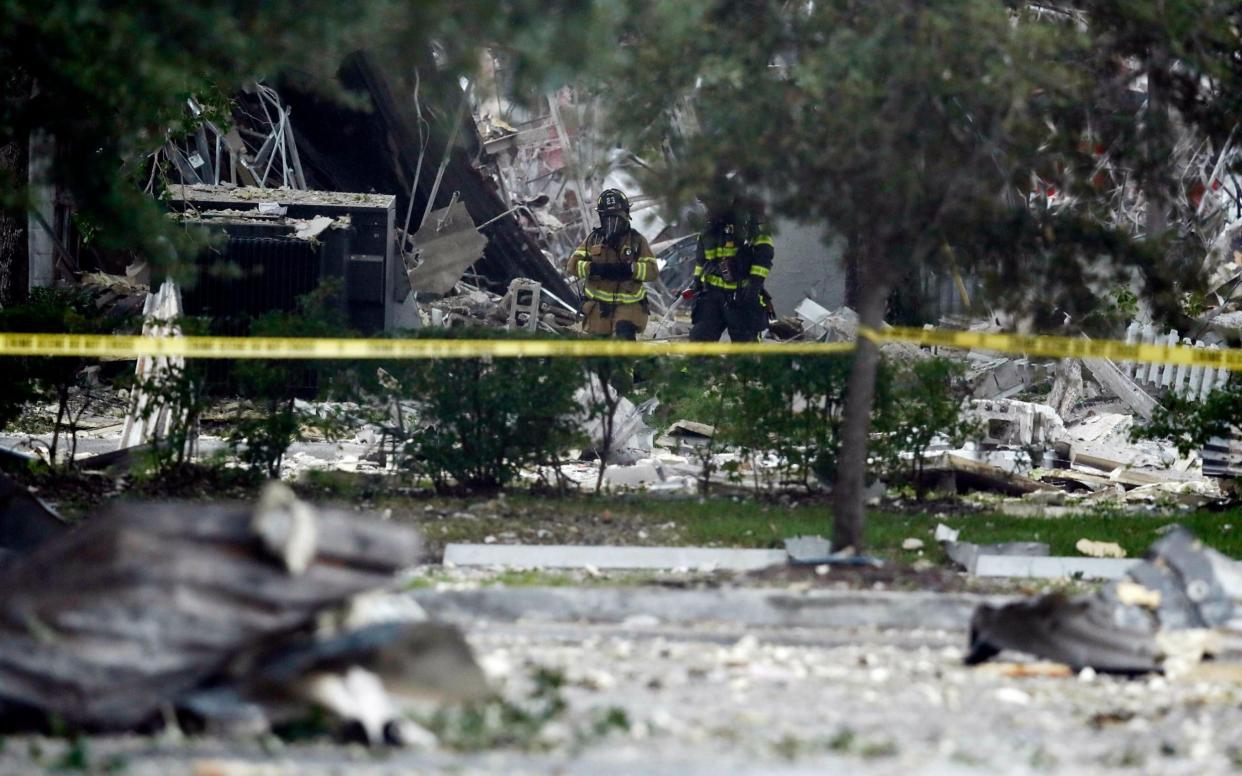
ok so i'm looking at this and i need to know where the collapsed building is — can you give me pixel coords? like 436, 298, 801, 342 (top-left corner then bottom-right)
6, 42, 1242, 483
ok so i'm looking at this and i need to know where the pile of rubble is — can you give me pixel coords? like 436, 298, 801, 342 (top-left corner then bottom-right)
0, 481, 488, 742
913, 309, 1237, 508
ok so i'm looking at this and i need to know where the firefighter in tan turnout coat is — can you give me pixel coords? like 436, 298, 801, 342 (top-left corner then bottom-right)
568, 188, 659, 339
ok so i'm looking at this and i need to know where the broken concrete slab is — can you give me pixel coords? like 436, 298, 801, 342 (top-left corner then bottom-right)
995, 502, 1083, 518
793, 299, 858, 342
601, 462, 665, 488
0, 483, 423, 732
1046, 358, 1083, 417
973, 555, 1137, 580
1081, 356, 1158, 419
921, 453, 1057, 496
784, 535, 833, 564
969, 398, 1064, 447
443, 543, 786, 571
1125, 479, 1228, 507
655, 420, 715, 450
407, 200, 488, 296
968, 528, 1241, 673
946, 541, 1050, 574
970, 357, 1050, 400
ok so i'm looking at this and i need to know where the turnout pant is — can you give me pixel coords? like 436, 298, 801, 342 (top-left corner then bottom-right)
689, 287, 766, 343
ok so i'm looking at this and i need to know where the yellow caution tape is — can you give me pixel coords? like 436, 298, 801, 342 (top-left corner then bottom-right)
865, 326, 1242, 371
0, 333, 853, 360
0, 327, 1237, 369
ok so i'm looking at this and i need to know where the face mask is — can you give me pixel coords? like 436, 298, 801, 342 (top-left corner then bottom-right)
602, 214, 629, 239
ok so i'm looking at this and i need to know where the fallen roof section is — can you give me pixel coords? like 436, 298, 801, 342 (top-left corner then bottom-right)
279, 51, 575, 302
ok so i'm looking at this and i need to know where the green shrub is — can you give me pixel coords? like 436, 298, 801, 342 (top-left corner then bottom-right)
872, 356, 980, 498
640, 356, 734, 493
226, 283, 354, 478
131, 362, 207, 476
357, 329, 583, 494
647, 353, 981, 497
1134, 381, 1242, 457
721, 353, 857, 491
0, 287, 116, 467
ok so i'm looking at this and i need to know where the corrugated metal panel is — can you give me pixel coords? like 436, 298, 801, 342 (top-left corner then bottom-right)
183, 232, 326, 395
1203, 430, 1242, 479
185, 236, 322, 332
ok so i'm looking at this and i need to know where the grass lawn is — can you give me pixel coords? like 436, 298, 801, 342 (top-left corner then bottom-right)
379, 491, 1242, 563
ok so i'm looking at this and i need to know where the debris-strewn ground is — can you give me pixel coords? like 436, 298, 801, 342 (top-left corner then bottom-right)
13, 462, 1242, 566
3, 615, 1242, 775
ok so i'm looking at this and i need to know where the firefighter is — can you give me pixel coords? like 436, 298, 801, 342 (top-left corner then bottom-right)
567, 188, 659, 340
686, 196, 774, 342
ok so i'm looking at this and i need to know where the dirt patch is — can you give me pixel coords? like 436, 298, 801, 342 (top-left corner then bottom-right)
741, 560, 1070, 595
747, 561, 975, 592
385, 496, 690, 559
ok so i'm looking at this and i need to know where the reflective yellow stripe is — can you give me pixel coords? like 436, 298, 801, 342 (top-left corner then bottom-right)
703, 247, 739, 260
751, 235, 774, 247
703, 275, 737, 290
693, 265, 704, 278
572, 249, 588, 257
634, 263, 645, 281
585, 286, 647, 304
749, 265, 770, 278
577, 259, 591, 276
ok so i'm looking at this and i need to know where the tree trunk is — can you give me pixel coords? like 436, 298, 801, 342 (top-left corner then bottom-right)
0, 140, 26, 307
831, 266, 889, 552
0, 70, 30, 306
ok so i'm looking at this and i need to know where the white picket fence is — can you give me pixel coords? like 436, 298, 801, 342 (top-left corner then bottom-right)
1120, 321, 1230, 401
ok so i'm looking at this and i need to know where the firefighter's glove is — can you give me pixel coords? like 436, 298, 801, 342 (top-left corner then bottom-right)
589, 263, 634, 281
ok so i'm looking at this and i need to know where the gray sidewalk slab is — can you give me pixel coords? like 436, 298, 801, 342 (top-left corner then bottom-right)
411, 587, 1005, 631
443, 543, 788, 571
973, 555, 1136, 580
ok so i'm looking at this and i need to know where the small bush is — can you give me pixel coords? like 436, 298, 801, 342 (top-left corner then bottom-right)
873, 356, 980, 498
357, 329, 583, 494
722, 353, 856, 490
1134, 381, 1242, 456
648, 353, 982, 497
227, 283, 354, 478
0, 287, 117, 467
654, 354, 864, 492
132, 362, 207, 476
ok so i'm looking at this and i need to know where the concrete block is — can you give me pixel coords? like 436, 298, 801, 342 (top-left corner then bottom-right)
784, 535, 832, 563
968, 398, 1063, 447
